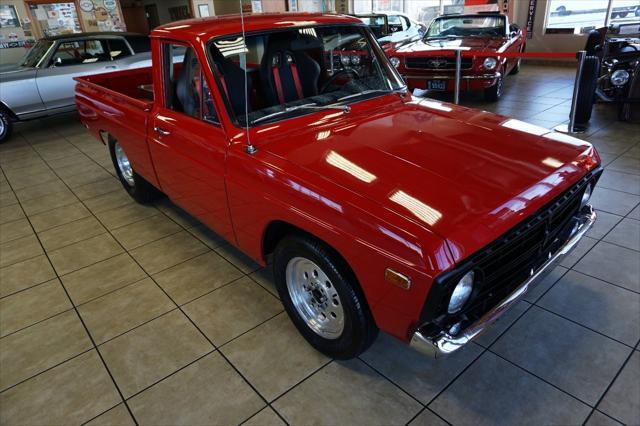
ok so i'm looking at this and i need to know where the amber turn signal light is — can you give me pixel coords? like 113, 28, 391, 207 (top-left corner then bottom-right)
385, 268, 411, 290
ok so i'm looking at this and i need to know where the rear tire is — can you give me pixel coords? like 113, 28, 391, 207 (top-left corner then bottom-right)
0, 109, 13, 144
108, 139, 161, 204
509, 59, 521, 75
574, 56, 601, 129
618, 101, 632, 122
273, 234, 378, 359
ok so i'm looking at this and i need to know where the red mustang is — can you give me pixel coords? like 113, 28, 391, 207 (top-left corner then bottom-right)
387, 13, 526, 101
75, 13, 599, 359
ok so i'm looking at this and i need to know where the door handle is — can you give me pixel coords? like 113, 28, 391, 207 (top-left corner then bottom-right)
154, 126, 171, 136
104, 65, 117, 69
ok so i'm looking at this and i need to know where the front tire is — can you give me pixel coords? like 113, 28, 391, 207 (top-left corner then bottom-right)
574, 56, 600, 129
273, 235, 378, 359
108, 139, 161, 204
0, 109, 13, 144
484, 74, 504, 102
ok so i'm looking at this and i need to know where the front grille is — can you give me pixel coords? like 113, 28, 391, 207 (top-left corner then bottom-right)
405, 56, 473, 70
420, 168, 602, 330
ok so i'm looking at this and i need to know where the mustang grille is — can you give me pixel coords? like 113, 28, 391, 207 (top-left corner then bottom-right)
421, 169, 602, 330
405, 56, 473, 70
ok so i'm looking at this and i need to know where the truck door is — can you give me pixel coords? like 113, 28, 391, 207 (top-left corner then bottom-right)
148, 42, 235, 243
36, 39, 117, 111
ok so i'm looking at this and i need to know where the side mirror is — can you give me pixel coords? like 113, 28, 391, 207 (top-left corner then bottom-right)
510, 31, 518, 38
51, 57, 62, 67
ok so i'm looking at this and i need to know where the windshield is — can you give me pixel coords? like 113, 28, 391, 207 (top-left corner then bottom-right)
20, 40, 54, 68
426, 16, 506, 38
208, 24, 405, 127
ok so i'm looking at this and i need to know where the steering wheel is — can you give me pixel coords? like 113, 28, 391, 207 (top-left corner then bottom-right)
320, 69, 359, 94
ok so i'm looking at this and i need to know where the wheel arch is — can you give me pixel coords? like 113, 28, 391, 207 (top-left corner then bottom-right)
0, 101, 18, 121
262, 220, 363, 296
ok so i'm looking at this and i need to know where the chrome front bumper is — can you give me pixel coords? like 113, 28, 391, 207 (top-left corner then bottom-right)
410, 206, 597, 358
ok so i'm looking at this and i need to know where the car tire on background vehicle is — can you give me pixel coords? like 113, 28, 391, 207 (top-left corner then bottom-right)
509, 59, 521, 75
618, 101, 632, 121
484, 74, 504, 102
0, 109, 13, 144
273, 234, 378, 359
108, 138, 161, 203
574, 56, 601, 129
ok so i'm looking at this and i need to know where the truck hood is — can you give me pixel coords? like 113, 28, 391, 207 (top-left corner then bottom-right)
262, 97, 597, 261
395, 36, 505, 54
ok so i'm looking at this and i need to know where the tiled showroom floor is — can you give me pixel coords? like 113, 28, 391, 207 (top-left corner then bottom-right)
0, 65, 639, 426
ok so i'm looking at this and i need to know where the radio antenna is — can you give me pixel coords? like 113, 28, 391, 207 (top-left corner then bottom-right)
239, 0, 256, 154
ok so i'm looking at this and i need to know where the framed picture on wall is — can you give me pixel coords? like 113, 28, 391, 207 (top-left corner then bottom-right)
198, 4, 210, 17
0, 4, 21, 28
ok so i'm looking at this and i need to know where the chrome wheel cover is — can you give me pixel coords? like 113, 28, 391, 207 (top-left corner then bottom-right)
286, 257, 344, 339
114, 142, 134, 187
0, 116, 5, 136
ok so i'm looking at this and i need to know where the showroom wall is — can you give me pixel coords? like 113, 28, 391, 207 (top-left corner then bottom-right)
512, 0, 587, 61
0, 0, 31, 66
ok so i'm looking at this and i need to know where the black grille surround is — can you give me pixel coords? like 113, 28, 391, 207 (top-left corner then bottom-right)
418, 168, 603, 336
405, 56, 473, 70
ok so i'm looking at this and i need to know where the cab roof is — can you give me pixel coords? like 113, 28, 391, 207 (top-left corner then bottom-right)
151, 12, 362, 42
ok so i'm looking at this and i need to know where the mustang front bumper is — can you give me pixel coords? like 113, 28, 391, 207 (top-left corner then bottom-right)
410, 205, 597, 358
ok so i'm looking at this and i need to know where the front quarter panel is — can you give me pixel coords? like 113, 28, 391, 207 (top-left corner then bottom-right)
0, 69, 45, 118
225, 142, 456, 341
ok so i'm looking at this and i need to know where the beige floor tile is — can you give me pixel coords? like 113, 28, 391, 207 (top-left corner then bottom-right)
184, 277, 282, 345
244, 407, 286, 426
38, 216, 106, 251
222, 313, 329, 401
0, 204, 25, 224
72, 177, 121, 200
409, 409, 449, 426
0, 310, 92, 390
112, 214, 182, 250
274, 359, 422, 426
0, 190, 18, 207
153, 251, 243, 305
62, 253, 147, 305
29, 202, 91, 232
21, 190, 78, 216
129, 352, 264, 425
215, 243, 261, 274
130, 231, 208, 275
100, 310, 212, 398
186, 224, 226, 249
0, 350, 121, 426
0, 279, 72, 337
14, 179, 70, 202
361, 333, 483, 404
84, 190, 135, 214
78, 278, 175, 344
61, 168, 113, 189
0, 255, 56, 297
249, 267, 279, 298
85, 404, 135, 426
7, 170, 59, 191
0, 218, 33, 244
48, 233, 123, 275
94, 202, 161, 230
0, 234, 43, 268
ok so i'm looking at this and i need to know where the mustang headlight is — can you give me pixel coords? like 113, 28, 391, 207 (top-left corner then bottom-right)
390, 57, 400, 68
341, 55, 351, 66
483, 57, 498, 70
351, 54, 361, 66
611, 69, 630, 87
448, 270, 475, 314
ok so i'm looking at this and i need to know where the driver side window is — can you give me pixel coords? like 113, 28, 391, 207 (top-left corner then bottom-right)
163, 43, 218, 124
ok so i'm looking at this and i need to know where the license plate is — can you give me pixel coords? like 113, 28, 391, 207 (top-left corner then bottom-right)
427, 80, 446, 91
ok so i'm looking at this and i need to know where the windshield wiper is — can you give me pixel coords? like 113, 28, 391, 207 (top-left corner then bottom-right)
251, 103, 350, 125
426, 35, 461, 40
337, 87, 406, 102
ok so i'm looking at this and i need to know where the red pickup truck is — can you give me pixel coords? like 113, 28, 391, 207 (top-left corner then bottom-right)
75, 13, 601, 359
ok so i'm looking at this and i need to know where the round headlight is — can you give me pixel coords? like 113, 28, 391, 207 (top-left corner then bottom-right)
341, 55, 351, 66
390, 57, 401, 68
611, 69, 630, 87
483, 57, 498, 70
350, 54, 361, 66
581, 183, 593, 208
448, 271, 474, 314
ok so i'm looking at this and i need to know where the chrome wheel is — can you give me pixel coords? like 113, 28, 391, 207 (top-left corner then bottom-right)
114, 142, 134, 187
0, 116, 6, 137
286, 256, 344, 339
